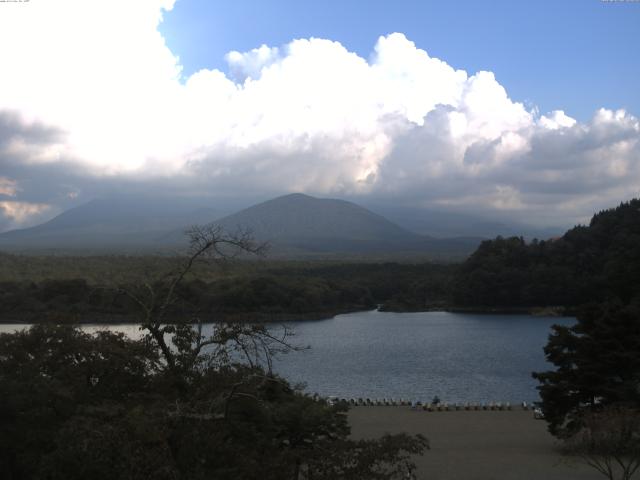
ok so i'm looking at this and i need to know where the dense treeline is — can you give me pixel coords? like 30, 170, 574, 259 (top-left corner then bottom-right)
527, 202, 640, 460
452, 199, 640, 309
0, 277, 370, 323
0, 262, 456, 322
266, 263, 454, 311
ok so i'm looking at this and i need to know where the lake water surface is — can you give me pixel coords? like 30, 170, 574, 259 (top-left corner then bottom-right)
0, 310, 574, 403
275, 310, 574, 403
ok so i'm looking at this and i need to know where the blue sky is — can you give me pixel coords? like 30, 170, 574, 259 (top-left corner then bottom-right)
160, 0, 640, 122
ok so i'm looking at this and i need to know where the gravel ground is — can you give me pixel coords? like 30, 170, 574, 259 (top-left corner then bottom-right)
348, 407, 602, 480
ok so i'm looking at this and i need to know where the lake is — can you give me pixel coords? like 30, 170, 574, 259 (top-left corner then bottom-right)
0, 310, 574, 403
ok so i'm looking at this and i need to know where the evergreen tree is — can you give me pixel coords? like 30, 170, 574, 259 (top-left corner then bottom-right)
533, 301, 640, 437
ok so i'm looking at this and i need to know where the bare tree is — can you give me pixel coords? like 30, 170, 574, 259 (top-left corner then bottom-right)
119, 224, 296, 376
563, 407, 640, 480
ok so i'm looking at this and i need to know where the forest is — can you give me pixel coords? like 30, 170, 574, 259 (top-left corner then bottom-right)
1, 199, 639, 323
0, 259, 454, 323
452, 199, 640, 310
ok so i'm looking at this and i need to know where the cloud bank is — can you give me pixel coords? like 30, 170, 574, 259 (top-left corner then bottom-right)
0, 0, 638, 231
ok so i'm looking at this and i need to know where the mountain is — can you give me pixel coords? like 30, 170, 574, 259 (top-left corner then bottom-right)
0, 196, 225, 252
204, 193, 481, 257
363, 203, 562, 240
0, 193, 483, 257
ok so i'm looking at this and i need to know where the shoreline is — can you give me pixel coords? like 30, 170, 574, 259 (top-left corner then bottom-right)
382, 304, 574, 317
0, 304, 576, 325
0, 308, 367, 325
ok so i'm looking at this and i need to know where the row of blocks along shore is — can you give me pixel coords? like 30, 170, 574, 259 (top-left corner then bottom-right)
327, 398, 539, 411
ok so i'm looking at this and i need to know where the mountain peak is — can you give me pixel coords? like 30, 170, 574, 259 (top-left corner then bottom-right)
262, 193, 324, 206
279, 193, 315, 200
214, 193, 427, 254
0, 193, 482, 257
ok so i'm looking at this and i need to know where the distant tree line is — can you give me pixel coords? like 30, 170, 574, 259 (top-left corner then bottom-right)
0, 262, 456, 323
0, 276, 370, 323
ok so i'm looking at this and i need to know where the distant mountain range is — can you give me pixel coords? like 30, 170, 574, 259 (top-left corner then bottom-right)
361, 203, 562, 240
0, 196, 223, 251
0, 193, 557, 258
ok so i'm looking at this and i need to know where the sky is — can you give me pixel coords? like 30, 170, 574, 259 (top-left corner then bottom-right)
0, 0, 639, 233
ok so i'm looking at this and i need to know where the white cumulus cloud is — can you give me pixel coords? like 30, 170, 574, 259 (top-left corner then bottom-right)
226, 45, 282, 83
0, 0, 638, 231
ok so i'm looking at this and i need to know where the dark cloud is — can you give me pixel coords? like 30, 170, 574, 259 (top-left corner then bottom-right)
0, 111, 63, 148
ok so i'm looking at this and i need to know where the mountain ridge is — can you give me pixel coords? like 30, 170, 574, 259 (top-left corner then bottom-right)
0, 193, 484, 257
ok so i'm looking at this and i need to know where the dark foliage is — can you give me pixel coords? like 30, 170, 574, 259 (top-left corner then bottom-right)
452, 199, 640, 308
533, 301, 640, 438
0, 262, 457, 322
0, 225, 428, 479
0, 323, 428, 480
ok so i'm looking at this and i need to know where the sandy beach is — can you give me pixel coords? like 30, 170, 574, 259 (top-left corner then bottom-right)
349, 407, 601, 480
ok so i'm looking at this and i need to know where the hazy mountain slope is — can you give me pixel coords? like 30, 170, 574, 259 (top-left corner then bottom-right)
219, 193, 415, 240
0, 196, 222, 250
211, 193, 480, 255
0, 193, 483, 257
365, 203, 563, 240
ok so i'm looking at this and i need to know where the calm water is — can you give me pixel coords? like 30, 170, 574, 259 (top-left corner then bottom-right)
0, 310, 574, 403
